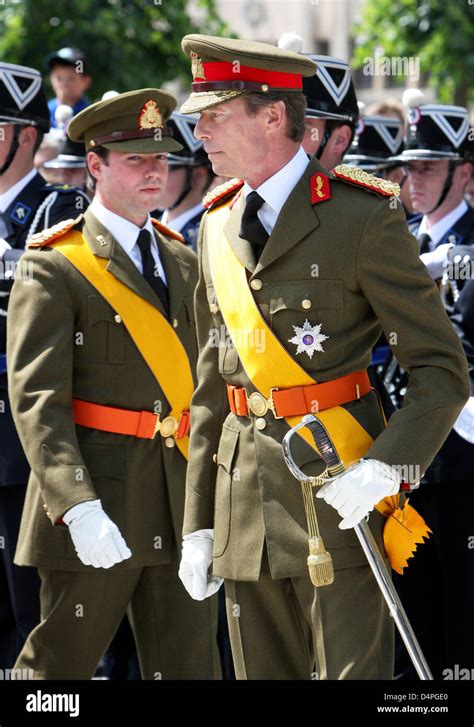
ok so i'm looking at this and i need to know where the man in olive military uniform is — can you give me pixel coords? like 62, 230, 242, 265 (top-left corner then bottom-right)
0, 61, 88, 670
177, 35, 470, 679
8, 89, 220, 679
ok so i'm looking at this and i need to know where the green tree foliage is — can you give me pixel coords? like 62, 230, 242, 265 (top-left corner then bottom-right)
0, 0, 231, 99
353, 0, 474, 106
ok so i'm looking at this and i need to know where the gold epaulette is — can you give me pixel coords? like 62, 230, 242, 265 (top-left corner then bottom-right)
27, 215, 84, 248
203, 178, 244, 210
151, 218, 185, 244
332, 164, 400, 197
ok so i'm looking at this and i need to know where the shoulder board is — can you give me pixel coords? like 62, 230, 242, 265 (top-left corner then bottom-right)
203, 178, 244, 210
151, 219, 185, 243
27, 215, 84, 248
332, 164, 400, 197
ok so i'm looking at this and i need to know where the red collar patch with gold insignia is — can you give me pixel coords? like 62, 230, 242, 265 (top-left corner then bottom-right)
310, 172, 331, 205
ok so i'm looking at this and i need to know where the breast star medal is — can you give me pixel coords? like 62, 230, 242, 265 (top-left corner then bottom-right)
288, 319, 329, 359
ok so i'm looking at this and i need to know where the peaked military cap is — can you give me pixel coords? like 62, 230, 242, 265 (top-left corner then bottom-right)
67, 88, 183, 154
180, 34, 316, 114
0, 62, 50, 131
344, 115, 404, 170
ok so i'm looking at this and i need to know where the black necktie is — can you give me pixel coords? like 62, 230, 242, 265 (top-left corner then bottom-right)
418, 233, 432, 254
239, 191, 269, 260
136, 229, 169, 316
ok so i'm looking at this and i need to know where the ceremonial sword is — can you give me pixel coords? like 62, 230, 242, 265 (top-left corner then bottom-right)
282, 413, 433, 681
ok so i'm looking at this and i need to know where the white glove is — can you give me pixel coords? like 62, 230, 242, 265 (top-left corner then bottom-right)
420, 242, 453, 280
453, 396, 474, 444
179, 529, 223, 601
316, 458, 400, 529
0, 238, 12, 257
63, 499, 132, 568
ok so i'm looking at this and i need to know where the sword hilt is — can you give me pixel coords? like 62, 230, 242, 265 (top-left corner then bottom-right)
301, 414, 412, 492
301, 414, 344, 477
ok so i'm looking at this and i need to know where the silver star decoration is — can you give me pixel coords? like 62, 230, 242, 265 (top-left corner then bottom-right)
288, 319, 329, 359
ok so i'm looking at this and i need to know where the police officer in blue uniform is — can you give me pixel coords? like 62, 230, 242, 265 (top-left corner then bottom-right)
0, 61, 89, 669
398, 93, 474, 279
382, 96, 473, 408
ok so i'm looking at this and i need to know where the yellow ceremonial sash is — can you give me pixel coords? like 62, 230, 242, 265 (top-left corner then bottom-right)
206, 202, 431, 572
206, 202, 372, 465
53, 230, 194, 460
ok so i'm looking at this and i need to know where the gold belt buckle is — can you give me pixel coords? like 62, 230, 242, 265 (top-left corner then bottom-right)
246, 388, 282, 419
159, 415, 178, 438
247, 391, 268, 417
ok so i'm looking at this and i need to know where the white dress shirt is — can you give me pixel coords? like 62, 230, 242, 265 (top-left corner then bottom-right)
242, 146, 310, 235
90, 197, 167, 284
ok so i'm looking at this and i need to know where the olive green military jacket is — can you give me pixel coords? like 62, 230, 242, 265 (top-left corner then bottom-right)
183, 156, 470, 582
7, 207, 198, 570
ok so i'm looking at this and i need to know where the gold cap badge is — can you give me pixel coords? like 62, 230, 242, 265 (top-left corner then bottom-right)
138, 99, 163, 129
190, 51, 206, 81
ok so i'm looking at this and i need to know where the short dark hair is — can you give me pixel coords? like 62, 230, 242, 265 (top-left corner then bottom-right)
325, 119, 356, 157
242, 90, 307, 143
86, 146, 109, 196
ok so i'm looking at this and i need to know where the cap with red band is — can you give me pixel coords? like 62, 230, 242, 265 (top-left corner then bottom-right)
180, 34, 316, 115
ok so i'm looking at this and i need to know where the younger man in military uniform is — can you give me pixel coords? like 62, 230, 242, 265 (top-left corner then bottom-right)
0, 61, 88, 670
177, 35, 470, 679
8, 88, 220, 679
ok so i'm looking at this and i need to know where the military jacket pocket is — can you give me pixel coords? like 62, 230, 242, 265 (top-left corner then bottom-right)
84, 295, 140, 363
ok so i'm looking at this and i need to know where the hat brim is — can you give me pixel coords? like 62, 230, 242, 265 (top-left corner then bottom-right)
44, 158, 86, 169
95, 137, 183, 153
397, 150, 463, 162
180, 89, 244, 115
305, 108, 356, 124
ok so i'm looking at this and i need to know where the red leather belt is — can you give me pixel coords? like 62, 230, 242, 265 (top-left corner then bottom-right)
227, 370, 371, 418
72, 399, 190, 440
